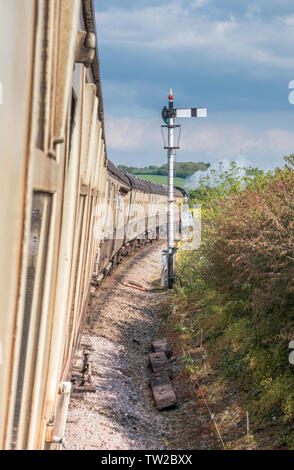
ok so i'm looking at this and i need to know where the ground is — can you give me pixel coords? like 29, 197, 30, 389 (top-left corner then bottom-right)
65, 242, 212, 450
65, 242, 255, 451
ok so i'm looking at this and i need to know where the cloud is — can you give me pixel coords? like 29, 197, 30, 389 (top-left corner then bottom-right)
105, 115, 162, 151
96, 3, 294, 70
181, 123, 294, 169
191, 0, 207, 8
95, 1, 294, 170
105, 114, 294, 170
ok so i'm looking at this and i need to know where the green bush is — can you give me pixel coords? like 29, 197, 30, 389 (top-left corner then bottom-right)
174, 156, 294, 447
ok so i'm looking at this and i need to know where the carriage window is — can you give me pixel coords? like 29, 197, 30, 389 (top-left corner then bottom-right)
36, 2, 50, 151
64, 90, 77, 170
68, 90, 77, 164
11, 192, 52, 448
36, 1, 59, 154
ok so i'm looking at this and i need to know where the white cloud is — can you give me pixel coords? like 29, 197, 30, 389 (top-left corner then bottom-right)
97, 2, 294, 170
105, 114, 294, 170
191, 0, 207, 8
96, 4, 294, 70
245, 5, 261, 20
283, 15, 294, 26
105, 115, 162, 151
182, 123, 294, 168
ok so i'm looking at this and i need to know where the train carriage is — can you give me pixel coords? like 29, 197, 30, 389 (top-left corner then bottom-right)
0, 0, 185, 450
0, 0, 108, 449
97, 160, 132, 276
125, 174, 151, 245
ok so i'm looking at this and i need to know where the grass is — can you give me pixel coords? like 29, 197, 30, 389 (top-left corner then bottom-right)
134, 173, 187, 187
160, 298, 258, 450
170, 158, 294, 449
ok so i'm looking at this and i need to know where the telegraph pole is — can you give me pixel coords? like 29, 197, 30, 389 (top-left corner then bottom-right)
161, 90, 207, 289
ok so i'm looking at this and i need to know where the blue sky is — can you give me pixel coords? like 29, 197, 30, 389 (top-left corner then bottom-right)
94, 0, 294, 170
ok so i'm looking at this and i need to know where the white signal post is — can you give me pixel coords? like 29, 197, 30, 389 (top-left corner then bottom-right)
168, 92, 175, 280
161, 90, 207, 288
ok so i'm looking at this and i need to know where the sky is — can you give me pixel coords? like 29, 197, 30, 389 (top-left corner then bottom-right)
94, 0, 294, 170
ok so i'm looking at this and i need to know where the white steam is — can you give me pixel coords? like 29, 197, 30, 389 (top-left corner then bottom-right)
184, 157, 250, 189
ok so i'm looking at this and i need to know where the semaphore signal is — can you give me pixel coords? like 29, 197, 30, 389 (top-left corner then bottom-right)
161, 89, 207, 289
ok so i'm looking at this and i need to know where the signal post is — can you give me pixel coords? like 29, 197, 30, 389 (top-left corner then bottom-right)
161, 90, 207, 289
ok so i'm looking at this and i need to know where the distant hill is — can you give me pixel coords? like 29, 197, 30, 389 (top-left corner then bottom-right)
134, 174, 187, 186
118, 161, 210, 179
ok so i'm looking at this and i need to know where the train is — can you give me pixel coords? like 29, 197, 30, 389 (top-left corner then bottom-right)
0, 0, 187, 449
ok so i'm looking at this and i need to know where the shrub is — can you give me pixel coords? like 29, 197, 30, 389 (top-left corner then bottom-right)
175, 156, 294, 447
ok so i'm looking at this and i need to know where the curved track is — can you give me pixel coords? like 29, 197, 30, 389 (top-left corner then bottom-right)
66, 243, 168, 449
65, 243, 202, 450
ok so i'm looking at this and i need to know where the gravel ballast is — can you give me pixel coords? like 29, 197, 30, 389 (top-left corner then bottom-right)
65, 242, 201, 450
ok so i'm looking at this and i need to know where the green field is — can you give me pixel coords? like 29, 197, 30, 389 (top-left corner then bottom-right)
134, 174, 187, 187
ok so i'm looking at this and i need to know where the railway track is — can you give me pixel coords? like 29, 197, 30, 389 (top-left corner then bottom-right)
65, 243, 169, 449
64, 243, 204, 450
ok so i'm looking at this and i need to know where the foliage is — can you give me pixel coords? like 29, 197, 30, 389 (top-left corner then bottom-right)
174, 156, 294, 448
118, 161, 210, 178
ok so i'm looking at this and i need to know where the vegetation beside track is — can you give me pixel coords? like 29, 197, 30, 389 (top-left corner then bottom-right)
118, 161, 210, 178
171, 157, 294, 449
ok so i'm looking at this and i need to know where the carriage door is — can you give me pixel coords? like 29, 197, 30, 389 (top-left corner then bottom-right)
9, 1, 70, 449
